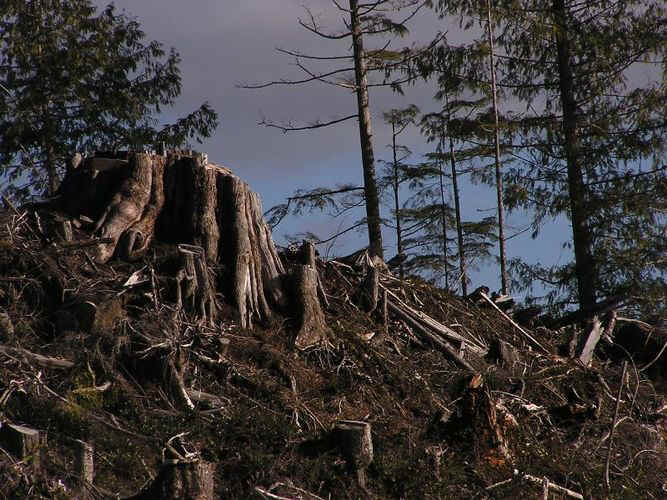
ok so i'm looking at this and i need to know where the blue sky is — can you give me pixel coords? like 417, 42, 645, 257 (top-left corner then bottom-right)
88, 0, 577, 298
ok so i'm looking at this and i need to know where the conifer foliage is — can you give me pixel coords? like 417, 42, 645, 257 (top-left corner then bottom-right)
421, 0, 666, 313
0, 0, 218, 200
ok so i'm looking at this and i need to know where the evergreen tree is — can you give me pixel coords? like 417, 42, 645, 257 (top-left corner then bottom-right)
417, 94, 497, 293
422, 0, 665, 313
0, 0, 218, 200
245, 0, 431, 260
379, 105, 419, 278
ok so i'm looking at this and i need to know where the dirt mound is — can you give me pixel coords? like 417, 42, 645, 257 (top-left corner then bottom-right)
0, 163, 664, 498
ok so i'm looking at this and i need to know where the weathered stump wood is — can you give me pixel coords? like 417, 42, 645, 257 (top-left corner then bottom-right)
121, 155, 166, 261
75, 439, 94, 490
358, 266, 379, 313
167, 352, 195, 412
576, 315, 602, 367
334, 420, 373, 490
175, 244, 216, 324
128, 460, 215, 500
454, 374, 516, 463
57, 151, 286, 329
290, 263, 330, 349
0, 311, 14, 339
0, 422, 42, 471
92, 153, 154, 263
486, 339, 520, 374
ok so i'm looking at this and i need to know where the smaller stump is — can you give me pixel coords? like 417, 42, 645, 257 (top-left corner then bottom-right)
0, 422, 42, 472
130, 460, 215, 500
334, 420, 373, 489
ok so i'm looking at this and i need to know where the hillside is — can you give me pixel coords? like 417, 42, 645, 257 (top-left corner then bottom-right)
0, 152, 664, 499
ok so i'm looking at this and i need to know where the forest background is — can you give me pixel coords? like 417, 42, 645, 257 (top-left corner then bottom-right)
2, 0, 664, 314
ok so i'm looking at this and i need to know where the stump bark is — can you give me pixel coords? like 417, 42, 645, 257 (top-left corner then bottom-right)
128, 460, 215, 500
0, 422, 42, 472
334, 420, 374, 490
289, 241, 330, 349
57, 151, 286, 328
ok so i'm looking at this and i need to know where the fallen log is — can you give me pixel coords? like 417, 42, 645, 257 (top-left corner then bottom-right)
486, 471, 583, 499
479, 292, 549, 354
386, 299, 474, 371
0, 345, 74, 369
381, 284, 487, 354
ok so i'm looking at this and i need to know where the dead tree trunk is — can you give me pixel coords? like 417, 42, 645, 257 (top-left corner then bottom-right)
289, 241, 330, 349
56, 151, 286, 329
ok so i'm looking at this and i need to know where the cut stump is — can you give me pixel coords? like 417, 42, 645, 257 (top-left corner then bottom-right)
334, 420, 374, 490
128, 460, 215, 500
56, 151, 286, 328
0, 422, 42, 471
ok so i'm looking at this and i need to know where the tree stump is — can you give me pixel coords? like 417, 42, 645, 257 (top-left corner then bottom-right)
129, 460, 215, 500
575, 316, 602, 367
0, 422, 42, 472
486, 339, 520, 374
75, 439, 94, 494
175, 244, 216, 325
454, 374, 516, 465
334, 420, 374, 490
0, 311, 14, 340
358, 266, 379, 313
56, 151, 286, 328
290, 263, 330, 349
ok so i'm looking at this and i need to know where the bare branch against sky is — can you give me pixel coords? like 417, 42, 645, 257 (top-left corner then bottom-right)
85, 0, 576, 294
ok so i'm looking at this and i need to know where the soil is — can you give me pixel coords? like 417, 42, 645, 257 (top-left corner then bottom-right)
0, 191, 664, 499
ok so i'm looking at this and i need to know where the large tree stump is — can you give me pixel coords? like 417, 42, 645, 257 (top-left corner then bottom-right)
56, 151, 286, 328
91, 153, 154, 263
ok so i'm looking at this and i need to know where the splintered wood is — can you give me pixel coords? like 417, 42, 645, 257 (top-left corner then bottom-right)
58, 151, 286, 329
379, 282, 484, 371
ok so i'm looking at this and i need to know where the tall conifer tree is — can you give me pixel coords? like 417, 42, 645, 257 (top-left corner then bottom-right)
421, 0, 665, 313
0, 0, 218, 200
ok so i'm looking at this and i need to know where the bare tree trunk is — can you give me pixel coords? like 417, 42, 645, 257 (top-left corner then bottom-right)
486, 0, 508, 295
437, 133, 450, 290
350, 0, 383, 261
553, 0, 596, 314
444, 94, 467, 297
391, 122, 404, 279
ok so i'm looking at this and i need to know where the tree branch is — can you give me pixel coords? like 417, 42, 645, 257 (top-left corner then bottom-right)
259, 114, 358, 132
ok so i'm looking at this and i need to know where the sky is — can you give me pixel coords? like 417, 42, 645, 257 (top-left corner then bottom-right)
91, 0, 574, 298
